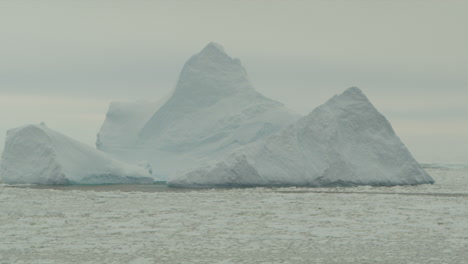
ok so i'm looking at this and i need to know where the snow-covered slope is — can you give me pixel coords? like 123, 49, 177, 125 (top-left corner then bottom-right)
97, 42, 300, 179
0, 124, 154, 185
169, 87, 434, 188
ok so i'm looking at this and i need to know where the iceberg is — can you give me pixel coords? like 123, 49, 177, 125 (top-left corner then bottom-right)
169, 87, 434, 188
0, 124, 154, 185
97, 100, 162, 154
97, 42, 300, 179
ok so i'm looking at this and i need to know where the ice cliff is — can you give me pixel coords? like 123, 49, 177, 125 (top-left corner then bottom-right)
97, 42, 300, 179
0, 124, 154, 185
169, 87, 434, 188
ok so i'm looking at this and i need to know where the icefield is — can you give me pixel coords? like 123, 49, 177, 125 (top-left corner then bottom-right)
97, 42, 300, 179
0, 124, 154, 185
0, 167, 466, 263
169, 87, 434, 188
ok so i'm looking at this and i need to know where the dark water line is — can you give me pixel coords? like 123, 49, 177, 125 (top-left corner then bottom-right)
275, 190, 468, 197
5, 184, 468, 197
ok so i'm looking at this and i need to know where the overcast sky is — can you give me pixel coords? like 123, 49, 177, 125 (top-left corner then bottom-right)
1, 1, 467, 163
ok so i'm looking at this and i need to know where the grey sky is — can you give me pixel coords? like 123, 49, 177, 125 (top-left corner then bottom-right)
1, 1, 467, 163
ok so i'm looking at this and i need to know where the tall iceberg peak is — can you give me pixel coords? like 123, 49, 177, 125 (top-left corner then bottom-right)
97, 42, 300, 179
139, 42, 257, 140
321, 86, 370, 109
343, 86, 364, 95
340, 86, 376, 105
170, 41, 252, 99
169, 87, 434, 188
198, 42, 227, 57
174, 43, 253, 97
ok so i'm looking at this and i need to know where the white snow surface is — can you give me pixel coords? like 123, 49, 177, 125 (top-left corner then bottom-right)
0, 124, 154, 185
97, 42, 299, 179
170, 87, 434, 187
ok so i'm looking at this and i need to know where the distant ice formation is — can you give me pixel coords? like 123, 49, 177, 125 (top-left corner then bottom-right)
169, 87, 434, 188
96, 100, 163, 153
97, 42, 300, 179
0, 124, 154, 185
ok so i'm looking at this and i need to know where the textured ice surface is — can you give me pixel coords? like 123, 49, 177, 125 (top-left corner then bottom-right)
0, 167, 466, 263
97, 43, 299, 179
170, 87, 434, 187
96, 100, 163, 153
0, 124, 153, 185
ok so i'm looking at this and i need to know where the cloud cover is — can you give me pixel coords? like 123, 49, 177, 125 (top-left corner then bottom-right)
0, 1, 467, 163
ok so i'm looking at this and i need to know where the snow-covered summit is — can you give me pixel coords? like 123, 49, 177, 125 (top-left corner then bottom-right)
202, 42, 226, 53
139, 42, 254, 140
0, 124, 154, 185
192, 42, 232, 65
169, 87, 434, 188
97, 42, 300, 179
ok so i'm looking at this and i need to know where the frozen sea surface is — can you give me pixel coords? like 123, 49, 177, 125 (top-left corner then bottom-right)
0, 167, 467, 263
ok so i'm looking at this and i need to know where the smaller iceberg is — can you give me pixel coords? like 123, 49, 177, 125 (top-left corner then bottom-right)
0, 124, 154, 185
